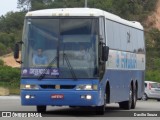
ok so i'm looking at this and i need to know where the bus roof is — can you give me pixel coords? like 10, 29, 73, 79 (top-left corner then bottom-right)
26, 8, 143, 30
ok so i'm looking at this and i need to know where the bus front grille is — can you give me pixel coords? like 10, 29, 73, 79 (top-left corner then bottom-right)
40, 85, 76, 89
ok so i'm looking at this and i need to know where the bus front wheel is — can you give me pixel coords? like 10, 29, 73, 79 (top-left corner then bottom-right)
36, 106, 46, 113
95, 93, 106, 115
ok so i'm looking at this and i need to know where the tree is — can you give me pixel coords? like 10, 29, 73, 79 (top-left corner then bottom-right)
0, 12, 25, 55
0, 43, 6, 55
18, 0, 53, 10
17, 0, 31, 11
0, 12, 25, 33
0, 59, 4, 66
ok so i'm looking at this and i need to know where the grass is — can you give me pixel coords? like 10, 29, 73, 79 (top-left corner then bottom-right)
9, 88, 20, 95
0, 81, 20, 95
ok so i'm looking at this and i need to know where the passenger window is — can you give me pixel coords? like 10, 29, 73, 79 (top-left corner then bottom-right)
106, 20, 114, 49
99, 17, 105, 43
137, 31, 145, 54
126, 28, 133, 52
130, 28, 138, 53
113, 22, 121, 49
120, 25, 127, 51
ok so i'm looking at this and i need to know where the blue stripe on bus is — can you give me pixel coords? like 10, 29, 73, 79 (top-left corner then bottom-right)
21, 69, 144, 106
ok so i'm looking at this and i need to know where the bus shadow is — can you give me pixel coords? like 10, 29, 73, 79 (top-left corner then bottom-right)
43, 106, 123, 117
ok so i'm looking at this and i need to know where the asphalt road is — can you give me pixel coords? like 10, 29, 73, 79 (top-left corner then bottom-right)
0, 96, 160, 119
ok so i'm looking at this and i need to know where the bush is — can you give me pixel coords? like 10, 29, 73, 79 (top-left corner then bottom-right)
0, 59, 4, 66
145, 70, 160, 83
0, 66, 20, 88
0, 43, 7, 56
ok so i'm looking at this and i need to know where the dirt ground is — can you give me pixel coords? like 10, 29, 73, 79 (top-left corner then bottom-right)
0, 53, 20, 68
146, 0, 160, 30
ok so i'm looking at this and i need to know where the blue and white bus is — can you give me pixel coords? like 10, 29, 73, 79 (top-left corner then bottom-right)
14, 8, 145, 115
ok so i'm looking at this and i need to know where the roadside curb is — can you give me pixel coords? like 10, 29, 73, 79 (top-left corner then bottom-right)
0, 96, 20, 99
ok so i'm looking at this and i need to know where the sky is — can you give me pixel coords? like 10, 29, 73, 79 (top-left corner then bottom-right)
0, 0, 19, 16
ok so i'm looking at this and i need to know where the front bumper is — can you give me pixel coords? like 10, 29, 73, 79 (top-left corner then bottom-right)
21, 90, 101, 106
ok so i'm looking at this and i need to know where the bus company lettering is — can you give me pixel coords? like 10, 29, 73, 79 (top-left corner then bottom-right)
116, 52, 137, 69
29, 69, 50, 76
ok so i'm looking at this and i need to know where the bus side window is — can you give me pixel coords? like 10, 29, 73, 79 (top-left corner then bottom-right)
99, 17, 105, 43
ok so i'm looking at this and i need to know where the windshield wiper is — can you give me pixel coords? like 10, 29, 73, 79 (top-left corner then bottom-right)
38, 56, 57, 80
63, 53, 77, 80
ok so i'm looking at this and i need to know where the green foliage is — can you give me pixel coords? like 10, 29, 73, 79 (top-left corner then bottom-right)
0, 59, 4, 66
31, 0, 47, 10
145, 27, 160, 81
0, 66, 20, 93
9, 88, 20, 95
17, 0, 157, 22
0, 12, 25, 32
146, 70, 160, 83
0, 43, 7, 55
0, 66, 20, 82
148, 28, 160, 51
0, 12, 25, 55
143, 0, 157, 11
145, 28, 160, 72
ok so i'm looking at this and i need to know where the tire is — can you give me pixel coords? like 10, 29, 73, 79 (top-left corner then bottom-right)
36, 106, 46, 113
69, 106, 77, 108
141, 93, 148, 101
95, 105, 105, 115
131, 86, 137, 109
119, 86, 132, 110
95, 93, 106, 115
157, 99, 160, 101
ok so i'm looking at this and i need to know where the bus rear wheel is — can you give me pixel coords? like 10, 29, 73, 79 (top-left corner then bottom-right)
36, 106, 46, 113
131, 86, 137, 109
119, 86, 132, 110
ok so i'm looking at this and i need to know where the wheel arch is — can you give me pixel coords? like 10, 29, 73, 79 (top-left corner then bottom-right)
131, 80, 134, 90
135, 80, 138, 90
105, 81, 110, 103
135, 80, 138, 95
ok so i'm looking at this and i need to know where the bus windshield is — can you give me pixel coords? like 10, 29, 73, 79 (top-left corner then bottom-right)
21, 18, 99, 79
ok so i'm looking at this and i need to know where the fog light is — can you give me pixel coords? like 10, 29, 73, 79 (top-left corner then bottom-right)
31, 95, 35, 99
86, 95, 92, 100
25, 95, 31, 99
81, 95, 85, 99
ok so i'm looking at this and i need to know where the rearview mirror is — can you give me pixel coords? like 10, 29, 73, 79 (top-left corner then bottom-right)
14, 43, 19, 59
102, 46, 109, 61
14, 41, 23, 64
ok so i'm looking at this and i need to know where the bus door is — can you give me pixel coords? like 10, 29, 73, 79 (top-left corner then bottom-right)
99, 16, 106, 79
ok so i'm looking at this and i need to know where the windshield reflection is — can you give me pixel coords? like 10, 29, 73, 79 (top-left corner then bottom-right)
22, 18, 98, 79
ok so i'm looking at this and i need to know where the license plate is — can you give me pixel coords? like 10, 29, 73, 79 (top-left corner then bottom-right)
51, 94, 64, 99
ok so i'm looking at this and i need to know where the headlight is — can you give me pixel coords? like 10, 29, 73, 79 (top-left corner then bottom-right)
76, 85, 98, 90
20, 84, 39, 90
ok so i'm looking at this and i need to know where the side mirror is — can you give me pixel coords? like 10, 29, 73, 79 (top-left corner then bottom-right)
14, 43, 19, 59
102, 46, 109, 61
14, 41, 23, 64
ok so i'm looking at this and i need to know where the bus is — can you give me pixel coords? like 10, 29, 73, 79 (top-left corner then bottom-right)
14, 8, 145, 115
